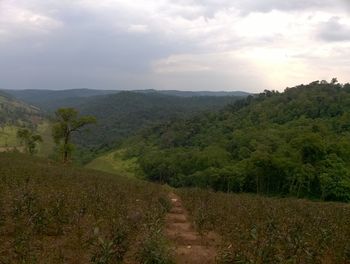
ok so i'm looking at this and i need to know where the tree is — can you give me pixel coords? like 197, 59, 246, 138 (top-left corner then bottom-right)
52, 108, 96, 163
17, 128, 42, 155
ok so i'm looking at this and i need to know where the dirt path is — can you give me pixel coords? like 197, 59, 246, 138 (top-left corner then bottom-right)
165, 192, 220, 264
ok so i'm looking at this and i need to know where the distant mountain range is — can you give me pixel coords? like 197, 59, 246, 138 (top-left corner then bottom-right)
3, 88, 250, 111
134, 89, 250, 97
1, 88, 249, 160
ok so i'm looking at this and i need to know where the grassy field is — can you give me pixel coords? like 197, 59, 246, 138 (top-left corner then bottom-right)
0, 125, 19, 147
0, 153, 173, 263
36, 122, 55, 157
0, 122, 54, 156
179, 189, 350, 263
86, 149, 139, 178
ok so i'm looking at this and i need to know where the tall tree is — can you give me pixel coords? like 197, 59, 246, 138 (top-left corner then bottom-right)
17, 128, 42, 155
52, 108, 96, 163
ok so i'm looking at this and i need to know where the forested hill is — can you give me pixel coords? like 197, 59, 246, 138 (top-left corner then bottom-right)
128, 80, 350, 202
3, 89, 120, 111
72, 91, 243, 151
0, 91, 41, 126
4, 89, 250, 111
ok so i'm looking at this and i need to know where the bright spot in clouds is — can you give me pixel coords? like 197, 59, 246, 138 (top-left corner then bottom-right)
0, 0, 349, 92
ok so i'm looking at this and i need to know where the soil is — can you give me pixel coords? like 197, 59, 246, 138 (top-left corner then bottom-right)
165, 192, 220, 264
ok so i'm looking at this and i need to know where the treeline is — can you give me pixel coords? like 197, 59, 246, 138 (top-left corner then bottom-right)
127, 80, 350, 202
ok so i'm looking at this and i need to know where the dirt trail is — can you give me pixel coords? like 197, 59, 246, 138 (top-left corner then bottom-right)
165, 192, 220, 264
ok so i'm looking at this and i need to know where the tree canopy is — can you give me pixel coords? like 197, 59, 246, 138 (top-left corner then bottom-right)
52, 108, 96, 162
17, 128, 42, 155
126, 80, 350, 202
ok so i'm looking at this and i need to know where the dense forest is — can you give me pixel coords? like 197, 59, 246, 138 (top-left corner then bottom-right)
4, 89, 248, 111
71, 92, 244, 155
125, 80, 350, 202
1, 89, 245, 162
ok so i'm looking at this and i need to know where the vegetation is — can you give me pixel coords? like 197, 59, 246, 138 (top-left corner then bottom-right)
85, 149, 139, 178
3, 88, 247, 111
3, 90, 244, 162
0, 122, 54, 157
0, 91, 46, 153
0, 91, 41, 127
125, 80, 350, 201
36, 122, 55, 157
52, 108, 96, 163
0, 125, 19, 148
0, 153, 173, 263
179, 188, 350, 263
71, 92, 243, 152
17, 128, 42, 155
2, 82, 350, 263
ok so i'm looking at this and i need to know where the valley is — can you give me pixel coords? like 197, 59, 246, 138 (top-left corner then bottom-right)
2, 1, 350, 262
1, 82, 350, 263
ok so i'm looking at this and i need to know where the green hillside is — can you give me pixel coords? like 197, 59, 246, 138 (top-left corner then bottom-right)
0, 91, 41, 126
4, 89, 245, 162
123, 81, 350, 202
72, 92, 243, 153
4, 89, 249, 111
0, 93, 52, 154
0, 92, 49, 152
85, 149, 139, 177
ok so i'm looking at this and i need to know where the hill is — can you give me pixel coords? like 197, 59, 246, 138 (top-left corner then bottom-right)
2, 89, 120, 111
1, 153, 349, 263
3, 88, 249, 111
73, 92, 243, 151
0, 91, 45, 151
135, 89, 250, 97
123, 80, 350, 202
179, 188, 350, 263
2, 89, 246, 162
0, 91, 55, 155
0, 91, 41, 126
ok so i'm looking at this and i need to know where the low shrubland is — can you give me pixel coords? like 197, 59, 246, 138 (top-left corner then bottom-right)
0, 153, 172, 263
179, 188, 350, 263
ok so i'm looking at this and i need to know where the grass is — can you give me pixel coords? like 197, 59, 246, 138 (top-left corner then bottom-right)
0, 122, 54, 156
0, 125, 19, 147
0, 153, 173, 263
86, 149, 139, 178
179, 188, 350, 263
36, 122, 55, 157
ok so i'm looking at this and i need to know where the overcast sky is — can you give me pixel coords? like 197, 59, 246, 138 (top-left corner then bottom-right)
1, 0, 350, 92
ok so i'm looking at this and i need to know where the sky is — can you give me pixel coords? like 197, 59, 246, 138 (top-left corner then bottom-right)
0, 0, 350, 92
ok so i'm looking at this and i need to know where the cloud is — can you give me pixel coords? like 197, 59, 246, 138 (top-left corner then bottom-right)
127, 24, 150, 34
236, 0, 333, 13
341, 0, 350, 11
0, 2, 63, 42
317, 17, 350, 42
151, 52, 267, 91
0, 0, 349, 91
192, 0, 337, 16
